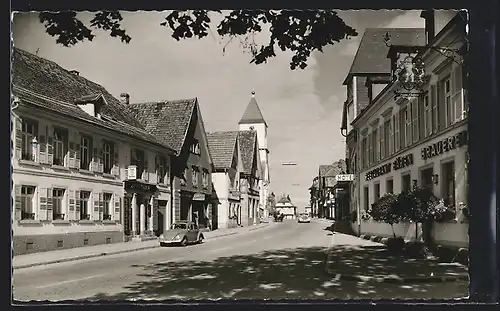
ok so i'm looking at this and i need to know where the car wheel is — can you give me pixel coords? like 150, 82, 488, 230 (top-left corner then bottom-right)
198, 234, 204, 244
160, 242, 166, 247
180, 236, 188, 247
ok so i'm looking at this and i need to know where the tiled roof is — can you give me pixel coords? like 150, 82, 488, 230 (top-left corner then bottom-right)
11, 49, 172, 150
206, 131, 239, 170
325, 159, 347, 177
343, 28, 425, 84
237, 130, 257, 174
239, 94, 267, 126
126, 99, 197, 154
12, 48, 143, 128
319, 165, 333, 176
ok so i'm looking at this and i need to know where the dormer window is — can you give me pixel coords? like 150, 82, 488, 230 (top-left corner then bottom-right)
75, 93, 106, 119
190, 140, 200, 155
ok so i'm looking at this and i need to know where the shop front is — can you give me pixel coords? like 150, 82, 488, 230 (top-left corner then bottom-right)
123, 180, 159, 239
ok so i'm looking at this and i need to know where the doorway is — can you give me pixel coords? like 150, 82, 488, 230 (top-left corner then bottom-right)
157, 200, 168, 236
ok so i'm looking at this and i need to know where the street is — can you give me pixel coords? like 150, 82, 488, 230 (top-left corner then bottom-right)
13, 220, 467, 301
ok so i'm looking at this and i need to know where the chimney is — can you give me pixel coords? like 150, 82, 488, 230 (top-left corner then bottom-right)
69, 70, 80, 76
120, 93, 130, 105
420, 9, 435, 43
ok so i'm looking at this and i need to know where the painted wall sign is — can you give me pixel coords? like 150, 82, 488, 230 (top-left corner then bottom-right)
421, 130, 468, 160
124, 180, 157, 193
193, 193, 206, 201
365, 153, 414, 181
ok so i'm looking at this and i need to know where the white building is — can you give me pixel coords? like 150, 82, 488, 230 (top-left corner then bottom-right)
238, 92, 270, 218
349, 11, 468, 248
11, 48, 175, 255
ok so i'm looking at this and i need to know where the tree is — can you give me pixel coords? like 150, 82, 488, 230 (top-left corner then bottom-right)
368, 193, 400, 238
37, 10, 358, 70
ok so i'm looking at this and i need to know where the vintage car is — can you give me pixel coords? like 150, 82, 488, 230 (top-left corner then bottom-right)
297, 213, 311, 223
159, 221, 205, 247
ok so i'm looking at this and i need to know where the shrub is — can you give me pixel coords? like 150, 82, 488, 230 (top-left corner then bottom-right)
432, 199, 456, 222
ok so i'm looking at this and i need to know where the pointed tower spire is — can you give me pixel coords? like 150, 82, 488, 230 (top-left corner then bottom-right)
238, 91, 267, 127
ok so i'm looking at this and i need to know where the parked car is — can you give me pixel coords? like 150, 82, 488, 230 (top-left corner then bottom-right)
297, 213, 311, 223
159, 221, 204, 247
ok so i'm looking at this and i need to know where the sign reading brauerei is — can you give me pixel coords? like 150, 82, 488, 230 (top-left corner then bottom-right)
365, 153, 414, 181
421, 130, 468, 160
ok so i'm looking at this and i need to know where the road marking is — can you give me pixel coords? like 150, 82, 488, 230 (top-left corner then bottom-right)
35, 273, 108, 289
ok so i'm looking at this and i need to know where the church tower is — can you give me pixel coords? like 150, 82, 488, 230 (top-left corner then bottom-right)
238, 91, 270, 217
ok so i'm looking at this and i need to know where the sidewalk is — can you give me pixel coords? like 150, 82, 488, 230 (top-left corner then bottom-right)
13, 222, 272, 270
325, 233, 469, 283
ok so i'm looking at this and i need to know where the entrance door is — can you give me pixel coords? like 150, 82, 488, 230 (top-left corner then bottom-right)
157, 200, 168, 236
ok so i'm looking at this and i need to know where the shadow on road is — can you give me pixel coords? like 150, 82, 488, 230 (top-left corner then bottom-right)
88, 246, 468, 301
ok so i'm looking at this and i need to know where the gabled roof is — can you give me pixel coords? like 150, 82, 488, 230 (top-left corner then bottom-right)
12, 48, 143, 128
319, 165, 333, 176
342, 28, 426, 85
206, 131, 239, 170
237, 130, 258, 174
11, 48, 173, 151
238, 93, 267, 127
126, 99, 197, 155
325, 160, 346, 177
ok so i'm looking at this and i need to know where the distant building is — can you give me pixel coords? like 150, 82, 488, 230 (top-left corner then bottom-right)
238, 92, 270, 218
275, 196, 297, 219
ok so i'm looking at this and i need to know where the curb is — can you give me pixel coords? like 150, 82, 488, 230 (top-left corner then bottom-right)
13, 224, 270, 270
325, 268, 469, 283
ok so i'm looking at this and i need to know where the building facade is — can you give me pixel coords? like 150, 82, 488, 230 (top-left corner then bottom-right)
238, 92, 270, 218
207, 131, 243, 229
349, 11, 468, 248
11, 48, 175, 254
127, 99, 215, 230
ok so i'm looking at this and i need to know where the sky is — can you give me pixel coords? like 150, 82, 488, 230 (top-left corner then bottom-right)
12, 10, 424, 209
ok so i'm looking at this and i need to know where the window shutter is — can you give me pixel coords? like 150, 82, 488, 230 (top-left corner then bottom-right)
46, 188, 53, 221
15, 119, 22, 159
47, 136, 54, 165
14, 185, 22, 220
68, 141, 75, 168
38, 187, 48, 221
68, 190, 76, 220
93, 192, 100, 221
113, 194, 121, 223
437, 83, 445, 131
75, 190, 81, 220
39, 135, 47, 164
112, 144, 119, 176
75, 141, 81, 169
152, 197, 159, 230
379, 124, 384, 159
431, 85, 438, 133
389, 117, 394, 155
155, 155, 159, 184
418, 96, 425, 139
394, 112, 400, 151
99, 192, 104, 220
452, 66, 464, 121
98, 148, 104, 173
143, 153, 149, 182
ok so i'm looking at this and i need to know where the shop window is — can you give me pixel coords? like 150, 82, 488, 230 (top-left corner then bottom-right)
442, 161, 456, 207
386, 179, 394, 194
21, 185, 36, 220
53, 188, 66, 220
374, 183, 380, 201
401, 173, 411, 193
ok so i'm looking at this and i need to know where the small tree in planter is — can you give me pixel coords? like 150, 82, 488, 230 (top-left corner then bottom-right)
432, 199, 456, 223
369, 193, 405, 252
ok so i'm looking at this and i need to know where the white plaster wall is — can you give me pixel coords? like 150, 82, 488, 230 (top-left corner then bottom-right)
433, 221, 468, 248
211, 172, 229, 199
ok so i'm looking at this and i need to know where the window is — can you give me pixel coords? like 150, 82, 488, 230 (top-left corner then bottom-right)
431, 85, 438, 133
53, 188, 66, 220
411, 99, 419, 143
383, 119, 390, 158
443, 78, 453, 127
53, 128, 67, 166
401, 174, 412, 193
103, 141, 113, 174
452, 66, 466, 121
190, 140, 201, 155
442, 161, 455, 207
80, 136, 92, 170
361, 137, 367, 168
202, 170, 209, 188
21, 119, 38, 161
363, 186, 369, 213
181, 168, 187, 186
386, 179, 394, 194
372, 127, 378, 162
156, 155, 168, 184
421, 167, 434, 189
399, 109, 407, 149
21, 186, 36, 220
374, 183, 380, 201
424, 94, 432, 137
367, 133, 373, 165
393, 114, 400, 152
191, 167, 199, 187
404, 108, 412, 147
79, 191, 91, 220
131, 148, 145, 177
103, 193, 113, 220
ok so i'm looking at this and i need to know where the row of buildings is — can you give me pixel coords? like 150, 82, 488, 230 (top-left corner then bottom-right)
310, 10, 469, 249
11, 47, 271, 255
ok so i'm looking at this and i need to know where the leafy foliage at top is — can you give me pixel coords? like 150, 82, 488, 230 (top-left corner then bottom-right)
37, 10, 358, 70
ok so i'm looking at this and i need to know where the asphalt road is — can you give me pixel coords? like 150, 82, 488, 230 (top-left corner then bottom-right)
13, 220, 468, 301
